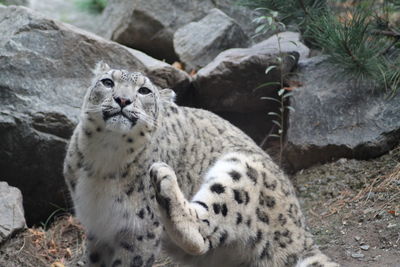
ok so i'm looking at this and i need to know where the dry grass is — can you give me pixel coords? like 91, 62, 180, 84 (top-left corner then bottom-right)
0, 214, 177, 267
323, 151, 400, 218
353, 163, 400, 216
1, 215, 86, 267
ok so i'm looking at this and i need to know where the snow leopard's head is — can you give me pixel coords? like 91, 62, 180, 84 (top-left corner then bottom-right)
82, 61, 175, 134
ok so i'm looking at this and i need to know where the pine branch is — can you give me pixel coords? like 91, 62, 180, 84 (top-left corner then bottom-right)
342, 41, 363, 70
240, 0, 400, 93
297, 0, 309, 17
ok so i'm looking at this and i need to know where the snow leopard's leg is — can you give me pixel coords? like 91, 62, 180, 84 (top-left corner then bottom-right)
109, 229, 158, 267
297, 247, 340, 267
149, 162, 209, 255
86, 237, 113, 267
86, 229, 159, 267
149, 155, 338, 266
149, 153, 269, 256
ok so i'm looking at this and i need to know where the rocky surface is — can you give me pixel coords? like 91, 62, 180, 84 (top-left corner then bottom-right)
193, 32, 308, 113
0, 5, 189, 224
285, 56, 400, 171
173, 8, 250, 71
0, 182, 26, 244
98, 0, 259, 62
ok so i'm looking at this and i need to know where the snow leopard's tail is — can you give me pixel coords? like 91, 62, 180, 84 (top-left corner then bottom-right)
296, 247, 340, 267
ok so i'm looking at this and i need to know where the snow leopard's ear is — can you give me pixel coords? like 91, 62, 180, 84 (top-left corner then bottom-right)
93, 61, 111, 76
159, 88, 176, 103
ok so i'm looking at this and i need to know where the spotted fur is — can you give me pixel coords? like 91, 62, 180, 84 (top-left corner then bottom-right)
64, 62, 339, 267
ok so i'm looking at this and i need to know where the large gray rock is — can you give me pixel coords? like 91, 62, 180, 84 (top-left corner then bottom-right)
0, 182, 26, 243
285, 56, 400, 171
252, 32, 310, 61
0, 6, 190, 224
98, 0, 259, 62
174, 8, 250, 71
193, 32, 308, 113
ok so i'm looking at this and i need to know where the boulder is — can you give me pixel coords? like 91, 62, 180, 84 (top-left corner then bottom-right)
193, 32, 308, 113
252, 32, 310, 61
0, 6, 190, 224
98, 0, 258, 62
173, 8, 250, 71
285, 56, 400, 171
0, 182, 26, 243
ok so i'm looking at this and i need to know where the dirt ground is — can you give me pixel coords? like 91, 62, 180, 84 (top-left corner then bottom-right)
294, 147, 400, 267
1, 147, 399, 267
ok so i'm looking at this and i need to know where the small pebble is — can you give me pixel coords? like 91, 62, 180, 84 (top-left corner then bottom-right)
77, 261, 85, 267
326, 175, 336, 181
354, 236, 361, 241
366, 192, 375, 200
363, 207, 374, 214
360, 245, 370, 251
351, 253, 365, 258
299, 186, 307, 192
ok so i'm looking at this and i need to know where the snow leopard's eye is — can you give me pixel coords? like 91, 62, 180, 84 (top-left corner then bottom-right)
101, 78, 114, 88
138, 87, 151, 95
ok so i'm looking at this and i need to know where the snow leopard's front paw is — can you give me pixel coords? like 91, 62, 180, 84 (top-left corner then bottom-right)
149, 162, 175, 188
149, 162, 179, 209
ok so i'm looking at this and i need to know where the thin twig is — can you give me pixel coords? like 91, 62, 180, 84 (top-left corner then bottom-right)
343, 41, 363, 69
371, 29, 400, 38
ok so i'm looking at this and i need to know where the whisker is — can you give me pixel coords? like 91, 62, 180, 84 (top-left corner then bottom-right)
85, 105, 116, 112
85, 109, 103, 113
133, 111, 158, 128
102, 105, 115, 109
85, 106, 103, 110
140, 117, 158, 128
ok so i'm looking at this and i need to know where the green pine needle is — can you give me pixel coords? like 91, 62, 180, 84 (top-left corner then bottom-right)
306, 5, 400, 92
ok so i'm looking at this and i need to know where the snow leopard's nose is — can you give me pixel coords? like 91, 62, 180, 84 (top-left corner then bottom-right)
114, 96, 132, 109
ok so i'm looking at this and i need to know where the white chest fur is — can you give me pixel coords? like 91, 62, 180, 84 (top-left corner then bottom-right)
74, 176, 132, 242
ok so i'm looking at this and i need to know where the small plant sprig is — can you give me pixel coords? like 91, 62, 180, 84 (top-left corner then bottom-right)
251, 8, 286, 37
261, 87, 294, 165
244, 6, 298, 165
237, 0, 326, 34
75, 0, 107, 14
40, 205, 67, 230
257, 33, 297, 166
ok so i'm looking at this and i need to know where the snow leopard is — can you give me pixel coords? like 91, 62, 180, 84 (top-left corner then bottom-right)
63, 62, 339, 267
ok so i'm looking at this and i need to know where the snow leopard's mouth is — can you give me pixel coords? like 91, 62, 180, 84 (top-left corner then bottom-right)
103, 110, 138, 125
